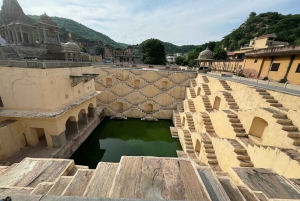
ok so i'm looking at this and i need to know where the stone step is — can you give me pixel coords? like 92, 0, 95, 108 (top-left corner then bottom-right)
239, 161, 254, 167
186, 145, 194, 149
47, 176, 73, 196
218, 177, 247, 201
293, 141, 300, 146
207, 154, 216, 158
231, 123, 243, 127
259, 92, 270, 95
62, 169, 94, 196
84, 163, 119, 197
266, 99, 278, 103
277, 119, 292, 125
227, 114, 237, 118
234, 128, 245, 132
205, 149, 215, 153
288, 132, 300, 138
30, 182, 54, 195
204, 144, 213, 148
197, 167, 230, 201
282, 126, 298, 131
208, 159, 219, 164
273, 113, 287, 118
271, 103, 283, 107
237, 154, 251, 160
229, 118, 240, 123
256, 88, 266, 92
262, 95, 274, 99
236, 133, 248, 137
0, 158, 74, 188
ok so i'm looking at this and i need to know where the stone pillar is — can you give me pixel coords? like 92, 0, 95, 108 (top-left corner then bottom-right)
7, 30, 12, 43
88, 107, 96, 117
20, 26, 24, 43
32, 31, 35, 44
51, 132, 67, 148
82, 113, 89, 124
14, 28, 20, 44
10, 29, 16, 43
70, 121, 79, 133
57, 31, 61, 45
4, 30, 8, 42
42, 28, 48, 43
37, 28, 42, 43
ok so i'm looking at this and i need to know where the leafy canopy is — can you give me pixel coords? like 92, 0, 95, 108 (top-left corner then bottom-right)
141, 39, 166, 65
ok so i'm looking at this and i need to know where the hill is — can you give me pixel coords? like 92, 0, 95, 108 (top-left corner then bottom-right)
27, 15, 128, 48
221, 12, 300, 51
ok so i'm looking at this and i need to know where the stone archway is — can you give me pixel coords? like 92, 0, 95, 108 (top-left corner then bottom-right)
197, 87, 201, 96
182, 116, 186, 127
106, 78, 112, 87
134, 79, 140, 89
213, 96, 221, 110
146, 104, 153, 113
249, 117, 268, 139
195, 139, 201, 156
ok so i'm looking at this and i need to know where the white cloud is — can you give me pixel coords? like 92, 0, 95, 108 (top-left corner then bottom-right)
15, 0, 300, 45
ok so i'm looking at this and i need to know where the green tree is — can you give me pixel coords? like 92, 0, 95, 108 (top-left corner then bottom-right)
95, 46, 104, 56
80, 46, 87, 53
141, 39, 166, 65
175, 56, 185, 65
214, 48, 228, 60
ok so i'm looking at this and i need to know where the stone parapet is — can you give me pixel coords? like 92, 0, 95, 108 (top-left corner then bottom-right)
0, 60, 92, 68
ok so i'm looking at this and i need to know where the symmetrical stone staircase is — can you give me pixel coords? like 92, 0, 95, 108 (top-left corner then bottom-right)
186, 112, 196, 132
201, 112, 216, 136
183, 130, 194, 153
202, 76, 210, 83
219, 80, 232, 91
221, 91, 239, 111
173, 112, 182, 128
201, 133, 218, 165
255, 88, 284, 108
2, 46, 20, 59
202, 84, 212, 95
224, 110, 248, 137
189, 87, 197, 98
272, 112, 300, 146
228, 139, 254, 167
201, 96, 213, 112
191, 79, 197, 87
177, 102, 184, 112
187, 99, 196, 113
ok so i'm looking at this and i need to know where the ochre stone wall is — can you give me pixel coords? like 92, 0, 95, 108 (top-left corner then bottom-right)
94, 67, 197, 119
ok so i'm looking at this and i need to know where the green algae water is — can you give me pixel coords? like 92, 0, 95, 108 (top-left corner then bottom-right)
71, 117, 182, 168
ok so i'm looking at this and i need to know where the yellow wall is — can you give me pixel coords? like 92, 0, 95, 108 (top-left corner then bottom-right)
0, 66, 95, 111
267, 55, 291, 81
287, 55, 300, 84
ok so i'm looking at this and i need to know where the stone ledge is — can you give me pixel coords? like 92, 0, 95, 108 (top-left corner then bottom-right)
0, 91, 101, 119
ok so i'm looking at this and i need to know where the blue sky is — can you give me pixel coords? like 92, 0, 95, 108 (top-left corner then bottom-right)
16, 0, 300, 46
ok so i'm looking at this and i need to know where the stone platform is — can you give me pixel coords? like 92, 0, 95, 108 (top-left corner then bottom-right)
0, 156, 299, 200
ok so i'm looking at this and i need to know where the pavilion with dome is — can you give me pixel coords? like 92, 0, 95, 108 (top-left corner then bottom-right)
195, 47, 214, 69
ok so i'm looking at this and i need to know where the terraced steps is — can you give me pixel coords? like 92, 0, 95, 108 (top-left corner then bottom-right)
183, 130, 194, 153
201, 133, 218, 165
224, 110, 248, 138
228, 139, 253, 167
186, 112, 197, 132
187, 99, 196, 112
202, 84, 212, 95
191, 79, 197, 87
200, 112, 217, 137
189, 87, 197, 98
201, 96, 213, 112
272, 112, 300, 146
202, 76, 210, 83
177, 102, 184, 112
221, 91, 239, 111
255, 88, 285, 108
173, 112, 182, 128
219, 80, 232, 91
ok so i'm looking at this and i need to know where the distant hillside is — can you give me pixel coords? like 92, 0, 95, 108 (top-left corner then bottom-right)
162, 42, 199, 54
27, 15, 128, 48
221, 12, 300, 51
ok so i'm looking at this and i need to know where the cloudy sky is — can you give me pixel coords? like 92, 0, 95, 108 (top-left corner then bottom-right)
16, 0, 300, 46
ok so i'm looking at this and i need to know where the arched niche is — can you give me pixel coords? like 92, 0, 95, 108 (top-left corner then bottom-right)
249, 117, 268, 139
213, 96, 221, 110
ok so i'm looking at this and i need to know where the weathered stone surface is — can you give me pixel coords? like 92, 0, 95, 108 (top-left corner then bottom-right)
0, 0, 28, 25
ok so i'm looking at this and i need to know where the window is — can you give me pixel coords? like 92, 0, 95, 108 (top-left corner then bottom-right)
270, 63, 280, 71
296, 63, 300, 73
254, 59, 258, 63
0, 96, 3, 107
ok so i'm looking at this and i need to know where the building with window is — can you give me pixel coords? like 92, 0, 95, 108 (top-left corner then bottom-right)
233, 33, 289, 59
243, 45, 300, 84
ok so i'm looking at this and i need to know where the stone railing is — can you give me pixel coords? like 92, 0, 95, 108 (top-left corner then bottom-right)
245, 45, 300, 57
0, 60, 92, 68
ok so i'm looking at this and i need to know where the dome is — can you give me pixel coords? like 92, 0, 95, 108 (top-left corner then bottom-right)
63, 42, 80, 52
37, 14, 57, 26
198, 47, 213, 60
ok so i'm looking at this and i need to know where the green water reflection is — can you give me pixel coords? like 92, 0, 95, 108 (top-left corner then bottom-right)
71, 117, 182, 168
